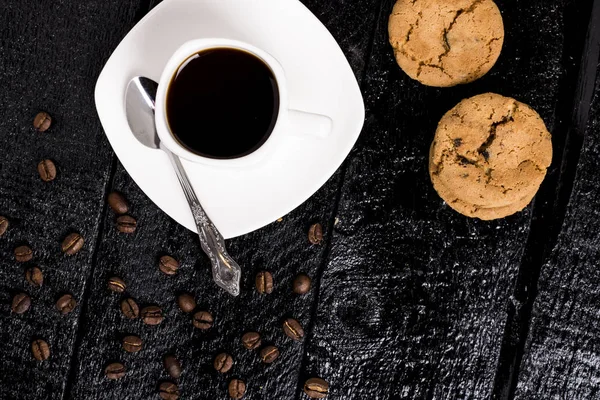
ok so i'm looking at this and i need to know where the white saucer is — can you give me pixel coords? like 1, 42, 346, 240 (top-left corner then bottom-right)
95, 0, 365, 238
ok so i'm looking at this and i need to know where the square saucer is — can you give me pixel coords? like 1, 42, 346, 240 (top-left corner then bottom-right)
95, 0, 365, 238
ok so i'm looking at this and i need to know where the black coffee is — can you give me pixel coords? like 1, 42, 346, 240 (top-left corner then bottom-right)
166, 48, 279, 159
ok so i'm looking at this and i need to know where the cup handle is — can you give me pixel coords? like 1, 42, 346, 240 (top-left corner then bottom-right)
288, 109, 333, 139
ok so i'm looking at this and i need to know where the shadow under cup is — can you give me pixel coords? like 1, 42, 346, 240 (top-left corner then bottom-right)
165, 47, 280, 160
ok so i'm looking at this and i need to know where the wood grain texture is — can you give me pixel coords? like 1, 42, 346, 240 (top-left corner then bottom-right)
0, 1, 145, 399
514, 65, 600, 399
66, 1, 381, 399
299, 0, 569, 398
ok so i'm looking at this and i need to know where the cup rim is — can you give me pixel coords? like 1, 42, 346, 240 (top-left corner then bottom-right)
154, 38, 289, 167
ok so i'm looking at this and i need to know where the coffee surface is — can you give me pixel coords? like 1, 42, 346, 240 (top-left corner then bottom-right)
166, 48, 279, 159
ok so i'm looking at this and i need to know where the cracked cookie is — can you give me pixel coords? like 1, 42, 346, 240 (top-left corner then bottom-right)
429, 93, 552, 220
388, 0, 504, 87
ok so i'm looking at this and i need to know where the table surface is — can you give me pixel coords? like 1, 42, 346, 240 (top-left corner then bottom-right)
1, 0, 600, 399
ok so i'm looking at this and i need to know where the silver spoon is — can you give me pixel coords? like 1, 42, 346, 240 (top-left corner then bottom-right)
125, 76, 241, 296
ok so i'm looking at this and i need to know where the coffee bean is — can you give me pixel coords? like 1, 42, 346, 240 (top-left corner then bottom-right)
61, 233, 84, 255
12, 293, 31, 314
116, 215, 137, 233
159, 382, 179, 400
304, 377, 329, 398
31, 339, 50, 361
192, 310, 213, 330
25, 266, 44, 287
228, 379, 246, 399
107, 276, 126, 293
141, 305, 163, 325
159, 255, 180, 275
241, 332, 261, 350
293, 273, 311, 294
163, 355, 182, 379
0, 216, 8, 236
33, 112, 52, 132
283, 318, 304, 341
214, 353, 233, 373
177, 293, 196, 313
56, 294, 76, 315
120, 298, 139, 319
107, 192, 129, 215
38, 159, 57, 182
122, 335, 143, 353
260, 345, 279, 364
15, 245, 32, 262
105, 362, 126, 380
308, 223, 323, 245
255, 271, 273, 294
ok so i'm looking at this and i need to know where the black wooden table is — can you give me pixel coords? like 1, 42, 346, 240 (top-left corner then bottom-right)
1, 0, 600, 399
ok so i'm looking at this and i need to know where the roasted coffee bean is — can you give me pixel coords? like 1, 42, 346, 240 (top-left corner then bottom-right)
283, 318, 304, 341
38, 159, 57, 182
61, 233, 84, 255
15, 245, 33, 262
116, 215, 137, 233
308, 223, 323, 245
141, 305, 163, 325
260, 345, 279, 364
159, 382, 179, 400
122, 335, 143, 353
214, 353, 233, 373
304, 377, 329, 398
159, 255, 180, 275
241, 332, 261, 350
255, 271, 273, 294
163, 355, 182, 379
105, 362, 126, 380
228, 379, 246, 399
293, 273, 311, 294
107, 192, 128, 214
31, 339, 50, 361
56, 294, 76, 315
107, 276, 126, 293
12, 292, 31, 314
33, 112, 52, 132
177, 293, 196, 313
192, 310, 213, 330
120, 298, 139, 319
25, 266, 44, 287
0, 216, 8, 236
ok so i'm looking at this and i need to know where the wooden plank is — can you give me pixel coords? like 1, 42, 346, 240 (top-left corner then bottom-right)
66, 1, 381, 399
299, 0, 571, 398
514, 40, 600, 400
0, 1, 147, 399
492, 0, 598, 397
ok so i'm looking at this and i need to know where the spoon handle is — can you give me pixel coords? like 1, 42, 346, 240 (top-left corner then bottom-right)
163, 147, 241, 296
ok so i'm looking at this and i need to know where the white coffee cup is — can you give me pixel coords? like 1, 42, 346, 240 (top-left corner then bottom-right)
154, 38, 332, 167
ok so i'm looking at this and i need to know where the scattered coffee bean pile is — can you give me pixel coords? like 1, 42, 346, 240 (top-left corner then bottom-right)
97, 213, 328, 398
9, 227, 84, 361
5, 112, 88, 361
33, 112, 56, 182
107, 190, 137, 234
6, 197, 85, 366
3, 118, 329, 398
